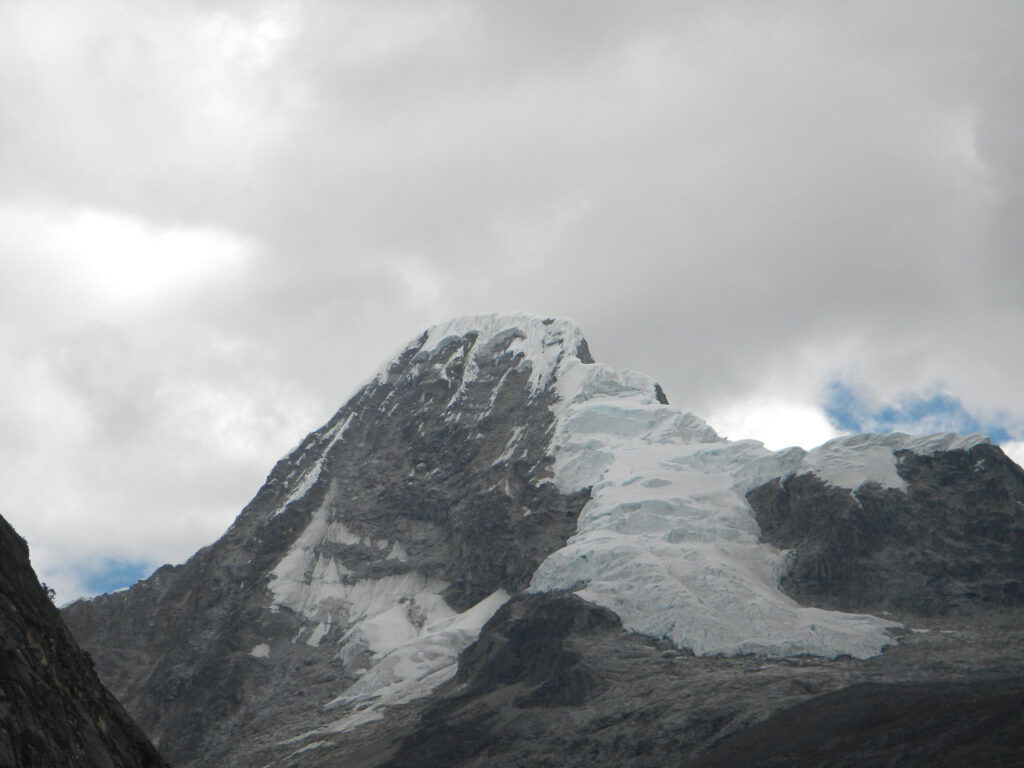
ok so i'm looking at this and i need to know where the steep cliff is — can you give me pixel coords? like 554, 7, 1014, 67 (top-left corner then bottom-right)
0, 514, 168, 768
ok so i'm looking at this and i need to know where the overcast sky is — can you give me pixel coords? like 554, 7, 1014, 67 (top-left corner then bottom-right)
3, 0, 1022, 602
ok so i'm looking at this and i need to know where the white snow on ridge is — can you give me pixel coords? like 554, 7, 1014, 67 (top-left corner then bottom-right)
273, 413, 355, 517
799, 432, 989, 491
415, 313, 586, 396
732, 431, 991, 496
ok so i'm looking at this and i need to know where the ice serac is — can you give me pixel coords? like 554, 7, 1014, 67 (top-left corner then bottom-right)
529, 357, 898, 658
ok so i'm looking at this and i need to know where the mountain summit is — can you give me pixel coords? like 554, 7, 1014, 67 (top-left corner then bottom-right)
63, 314, 1024, 767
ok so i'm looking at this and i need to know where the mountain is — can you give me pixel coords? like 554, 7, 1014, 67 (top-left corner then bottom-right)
63, 314, 1024, 766
0, 513, 168, 768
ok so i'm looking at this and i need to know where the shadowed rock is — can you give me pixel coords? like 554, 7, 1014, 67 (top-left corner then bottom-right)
748, 443, 1024, 615
0, 515, 168, 768
689, 678, 1024, 768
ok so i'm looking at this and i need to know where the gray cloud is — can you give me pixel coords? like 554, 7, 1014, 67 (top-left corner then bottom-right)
1, 0, 1022, 599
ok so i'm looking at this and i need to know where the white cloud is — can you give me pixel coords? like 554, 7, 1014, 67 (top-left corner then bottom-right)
0, 206, 248, 310
706, 397, 846, 452
1001, 442, 1024, 470
1, 0, 1022, 600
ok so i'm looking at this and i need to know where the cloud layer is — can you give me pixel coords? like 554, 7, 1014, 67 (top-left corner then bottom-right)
2, 1, 1022, 600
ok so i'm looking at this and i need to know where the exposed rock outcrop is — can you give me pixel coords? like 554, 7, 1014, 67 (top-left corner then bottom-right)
382, 593, 1024, 768
748, 442, 1024, 615
690, 678, 1024, 768
0, 514, 168, 768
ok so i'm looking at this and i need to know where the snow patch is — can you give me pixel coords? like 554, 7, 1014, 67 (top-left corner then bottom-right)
268, 503, 441, 626
324, 590, 509, 734
492, 425, 526, 466
250, 643, 270, 658
798, 432, 989, 491
417, 314, 587, 397
273, 414, 354, 517
266, 494, 509, 733
306, 622, 331, 647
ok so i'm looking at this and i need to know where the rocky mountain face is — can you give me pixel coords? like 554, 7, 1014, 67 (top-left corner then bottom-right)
0, 513, 168, 768
62, 314, 1024, 766
748, 441, 1024, 615
63, 316, 596, 767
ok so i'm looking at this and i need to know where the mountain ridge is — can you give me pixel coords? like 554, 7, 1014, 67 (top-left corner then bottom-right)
61, 313, 1024, 767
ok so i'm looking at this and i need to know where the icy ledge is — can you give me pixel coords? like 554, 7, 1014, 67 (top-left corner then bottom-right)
736, 432, 990, 493
531, 354, 901, 659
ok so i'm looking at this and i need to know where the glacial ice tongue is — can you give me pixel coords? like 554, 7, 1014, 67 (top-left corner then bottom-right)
532, 354, 898, 659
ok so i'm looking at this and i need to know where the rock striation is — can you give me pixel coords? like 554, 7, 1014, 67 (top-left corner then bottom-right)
0, 514, 168, 768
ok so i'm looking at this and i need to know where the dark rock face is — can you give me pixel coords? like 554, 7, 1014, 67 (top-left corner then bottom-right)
386, 593, 622, 768
748, 443, 1024, 615
689, 678, 1024, 768
380, 594, 1024, 768
63, 320, 593, 768
454, 592, 619, 706
0, 514, 168, 768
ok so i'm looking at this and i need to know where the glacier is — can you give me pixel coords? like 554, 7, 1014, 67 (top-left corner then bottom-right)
525, 326, 986, 657
532, 354, 897, 657
259, 312, 988, 743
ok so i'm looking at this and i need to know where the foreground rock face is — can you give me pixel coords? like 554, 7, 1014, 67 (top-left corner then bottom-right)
60, 314, 1024, 766
0, 514, 168, 768
689, 677, 1024, 768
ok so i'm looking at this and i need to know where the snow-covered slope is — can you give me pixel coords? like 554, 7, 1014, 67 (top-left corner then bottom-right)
738, 431, 989, 493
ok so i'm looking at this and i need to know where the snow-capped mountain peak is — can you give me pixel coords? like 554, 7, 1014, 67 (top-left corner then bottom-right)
61, 315, 1024, 768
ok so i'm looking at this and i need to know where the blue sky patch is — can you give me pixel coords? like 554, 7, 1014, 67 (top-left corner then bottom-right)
824, 380, 1014, 444
80, 558, 155, 595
